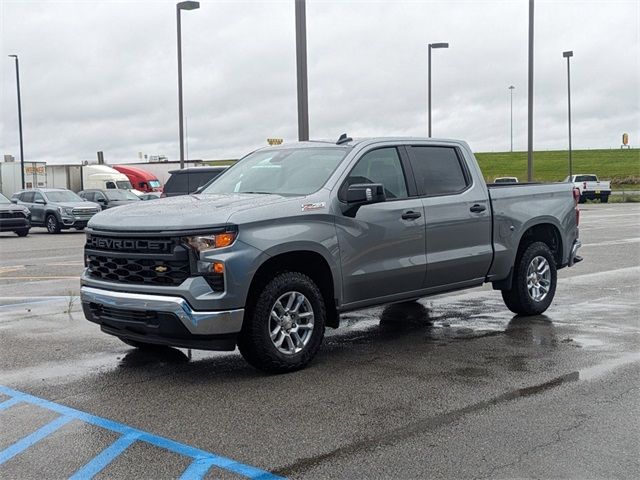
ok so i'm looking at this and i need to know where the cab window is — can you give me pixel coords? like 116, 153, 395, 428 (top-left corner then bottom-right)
341, 148, 408, 200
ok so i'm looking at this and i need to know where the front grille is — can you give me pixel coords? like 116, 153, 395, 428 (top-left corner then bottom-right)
73, 208, 99, 216
87, 254, 190, 286
89, 303, 158, 323
0, 211, 26, 219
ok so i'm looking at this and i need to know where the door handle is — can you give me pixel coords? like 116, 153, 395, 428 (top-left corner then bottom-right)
401, 210, 422, 220
470, 204, 486, 213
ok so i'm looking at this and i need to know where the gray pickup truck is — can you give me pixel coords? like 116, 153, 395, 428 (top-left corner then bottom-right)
81, 137, 582, 373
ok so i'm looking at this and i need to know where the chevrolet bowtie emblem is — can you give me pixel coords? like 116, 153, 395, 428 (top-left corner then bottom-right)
155, 265, 168, 273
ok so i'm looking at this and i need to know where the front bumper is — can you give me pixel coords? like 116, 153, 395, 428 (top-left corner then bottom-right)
61, 215, 92, 227
81, 286, 244, 349
0, 218, 30, 231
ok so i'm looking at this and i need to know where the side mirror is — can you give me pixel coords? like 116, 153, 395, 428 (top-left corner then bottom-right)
346, 183, 386, 205
35, 199, 46, 205
97, 198, 106, 203
10, 199, 17, 204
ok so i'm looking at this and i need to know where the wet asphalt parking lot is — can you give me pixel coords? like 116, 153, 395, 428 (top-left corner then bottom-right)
1, 203, 639, 479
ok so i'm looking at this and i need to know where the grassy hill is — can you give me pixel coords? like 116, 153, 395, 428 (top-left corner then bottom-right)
475, 148, 639, 187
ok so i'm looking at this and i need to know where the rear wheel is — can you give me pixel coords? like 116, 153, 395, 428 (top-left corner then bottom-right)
238, 272, 326, 373
600, 195, 609, 203
45, 214, 61, 234
15, 228, 29, 237
501, 241, 557, 316
75, 226, 85, 230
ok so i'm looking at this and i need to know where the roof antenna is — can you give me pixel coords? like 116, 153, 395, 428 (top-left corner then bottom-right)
336, 133, 352, 145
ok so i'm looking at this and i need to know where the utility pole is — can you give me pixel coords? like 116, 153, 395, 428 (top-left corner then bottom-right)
509, 85, 515, 152
8, 55, 25, 189
176, 1, 200, 169
527, 0, 534, 181
295, 0, 309, 141
563, 51, 574, 177
427, 42, 449, 137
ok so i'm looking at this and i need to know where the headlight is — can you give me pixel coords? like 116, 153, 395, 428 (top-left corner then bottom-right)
183, 232, 237, 252
58, 207, 74, 215
65, 207, 75, 215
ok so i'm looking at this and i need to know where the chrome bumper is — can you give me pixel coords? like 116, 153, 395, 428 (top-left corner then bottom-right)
568, 240, 583, 267
80, 286, 244, 335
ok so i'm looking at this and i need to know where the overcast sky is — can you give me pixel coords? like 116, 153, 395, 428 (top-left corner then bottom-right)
1, 0, 638, 164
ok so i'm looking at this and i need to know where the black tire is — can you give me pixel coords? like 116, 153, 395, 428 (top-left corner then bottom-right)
238, 272, 326, 373
15, 228, 29, 237
600, 195, 609, 203
578, 195, 586, 204
501, 241, 557, 316
45, 214, 61, 234
75, 226, 85, 231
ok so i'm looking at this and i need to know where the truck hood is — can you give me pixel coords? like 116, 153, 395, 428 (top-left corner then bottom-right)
0, 203, 29, 213
88, 193, 294, 232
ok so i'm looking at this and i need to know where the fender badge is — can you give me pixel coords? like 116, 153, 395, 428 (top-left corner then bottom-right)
301, 202, 326, 212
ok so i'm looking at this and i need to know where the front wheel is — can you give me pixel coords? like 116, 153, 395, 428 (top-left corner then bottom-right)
15, 228, 29, 237
501, 241, 557, 316
238, 272, 326, 373
46, 214, 61, 234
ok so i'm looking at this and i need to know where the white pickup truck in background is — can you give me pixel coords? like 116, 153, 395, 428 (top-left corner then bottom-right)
565, 174, 611, 203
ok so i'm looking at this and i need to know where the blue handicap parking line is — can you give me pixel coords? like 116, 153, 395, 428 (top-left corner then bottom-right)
0, 385, 283, 480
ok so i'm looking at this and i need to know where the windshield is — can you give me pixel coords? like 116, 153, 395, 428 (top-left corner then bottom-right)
44, 190, 84, 202
148, 180, 161, 188
116, 180, 133, 189
105, 190, 140, 201
0, 193, 10, 204
203, 147, 349, 196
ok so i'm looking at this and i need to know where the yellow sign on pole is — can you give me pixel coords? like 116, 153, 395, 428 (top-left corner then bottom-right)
622, 133, 629, 145
267, 138, 284, 146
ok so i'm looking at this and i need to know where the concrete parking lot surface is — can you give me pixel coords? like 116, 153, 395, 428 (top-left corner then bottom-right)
1, 203, 639, 479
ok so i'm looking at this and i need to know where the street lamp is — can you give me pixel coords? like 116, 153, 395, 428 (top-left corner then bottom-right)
176, 1, 200, 169
508, 85, 515, 152
428, 42, 449, 138
8, 55, 25, 189
563, 50, 574, 177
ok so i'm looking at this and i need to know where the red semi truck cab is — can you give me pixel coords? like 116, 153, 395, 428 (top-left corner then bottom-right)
113, 165, 162, 193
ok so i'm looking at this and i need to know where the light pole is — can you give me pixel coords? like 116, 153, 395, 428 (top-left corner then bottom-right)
527, 0, 534, 181
176, 1, 200, 169
509, 85, 515, 152
563, 50, 574, 177
8, 55, 25, 189
295, 0, 309, 141
428, 42, 449, 137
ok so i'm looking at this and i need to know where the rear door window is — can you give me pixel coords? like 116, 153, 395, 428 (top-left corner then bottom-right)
408, 146, 469, 196
164, 173, 189, 194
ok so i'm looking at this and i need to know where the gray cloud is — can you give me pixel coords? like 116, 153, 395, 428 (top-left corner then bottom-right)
1, 0, 638, 165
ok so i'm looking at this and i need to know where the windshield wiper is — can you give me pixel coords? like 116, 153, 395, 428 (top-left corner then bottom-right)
241, 191, 272, 195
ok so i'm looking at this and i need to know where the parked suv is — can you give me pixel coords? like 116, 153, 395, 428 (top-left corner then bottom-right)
0, 192, 30, 237
13, 188, 101, 233
82, 137, 581, 373
79, 189, 141, 210
162, 167, 227, 197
